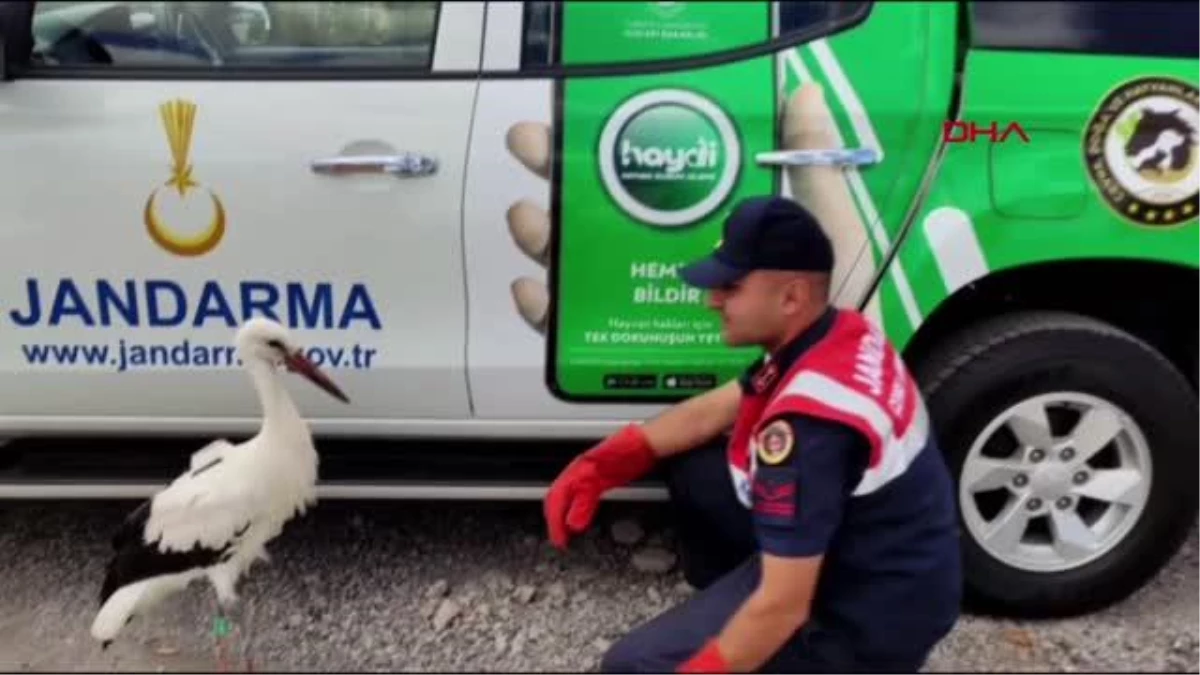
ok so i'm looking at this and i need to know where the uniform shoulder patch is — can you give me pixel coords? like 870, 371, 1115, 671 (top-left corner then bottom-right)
756, 418, 795, 466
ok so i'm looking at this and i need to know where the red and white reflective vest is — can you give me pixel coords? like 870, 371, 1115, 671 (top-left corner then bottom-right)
727, 309, 932, 507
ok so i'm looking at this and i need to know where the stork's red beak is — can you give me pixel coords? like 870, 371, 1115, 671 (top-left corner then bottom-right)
284, 349, 350, 403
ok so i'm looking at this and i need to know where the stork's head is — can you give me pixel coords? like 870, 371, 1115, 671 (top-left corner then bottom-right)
234, 318, 350, 403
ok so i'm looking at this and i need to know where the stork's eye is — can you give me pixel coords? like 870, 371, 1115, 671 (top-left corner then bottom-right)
266, 339, 286, 351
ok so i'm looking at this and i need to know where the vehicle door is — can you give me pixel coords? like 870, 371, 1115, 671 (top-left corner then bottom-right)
462, 0, 946, 418
0, 1, 482, 431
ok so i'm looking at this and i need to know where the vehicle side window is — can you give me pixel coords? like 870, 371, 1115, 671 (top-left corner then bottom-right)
518, 1, 870, 70
520, 1, 553, 70
26, 1, 441, 71
971, 1, 1198, 59
778, 1, 872, 35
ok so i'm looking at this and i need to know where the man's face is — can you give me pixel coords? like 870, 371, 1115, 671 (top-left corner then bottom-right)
706, 270, 811, 347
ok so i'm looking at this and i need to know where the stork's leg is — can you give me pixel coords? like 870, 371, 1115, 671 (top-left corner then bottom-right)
212, 599, 246, 672
211, 598, 234, 672
238, 597, 256, 672
210, 570, 247, 672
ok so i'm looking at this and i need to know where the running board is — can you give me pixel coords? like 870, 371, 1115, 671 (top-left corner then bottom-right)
0, 480, 668, 501
0, 436, 671, 501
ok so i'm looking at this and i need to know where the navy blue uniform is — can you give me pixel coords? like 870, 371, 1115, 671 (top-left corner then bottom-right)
601, 309, 962, 673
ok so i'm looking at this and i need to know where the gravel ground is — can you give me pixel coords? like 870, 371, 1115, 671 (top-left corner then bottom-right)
0, 498, 1195, 673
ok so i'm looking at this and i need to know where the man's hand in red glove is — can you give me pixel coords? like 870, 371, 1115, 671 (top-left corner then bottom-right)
677, 639, 730, 673
544, 423, 658, 549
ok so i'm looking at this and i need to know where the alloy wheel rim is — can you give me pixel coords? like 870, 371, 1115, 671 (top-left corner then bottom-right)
959, 392, 1153, 573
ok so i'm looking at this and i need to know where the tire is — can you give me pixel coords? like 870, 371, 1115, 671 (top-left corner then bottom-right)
913, 310, 1199, 618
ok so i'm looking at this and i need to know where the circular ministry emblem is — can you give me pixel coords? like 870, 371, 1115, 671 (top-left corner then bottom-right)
649, 2, 687, 19
755, 419, 794, 466
598, 89, 741, 228
1083, 76, 1199, 227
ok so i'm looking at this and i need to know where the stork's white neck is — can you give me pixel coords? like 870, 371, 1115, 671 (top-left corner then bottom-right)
246, 359, 303, 439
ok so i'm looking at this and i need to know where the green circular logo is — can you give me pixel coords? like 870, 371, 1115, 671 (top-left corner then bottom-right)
599, 89, 740, 227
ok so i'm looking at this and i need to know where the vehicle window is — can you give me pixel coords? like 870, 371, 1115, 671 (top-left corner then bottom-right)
971, 1, 1198, 59
778, 1, 872, 36
26, 1, 441, 71
520, 1, 553, 70
519, 1, 870, 70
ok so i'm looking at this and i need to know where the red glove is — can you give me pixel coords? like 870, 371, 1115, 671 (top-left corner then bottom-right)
544, 423, 657, 549
677, 639, 730, 673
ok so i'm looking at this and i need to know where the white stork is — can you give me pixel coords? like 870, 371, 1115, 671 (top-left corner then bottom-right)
89, 317, 350, 669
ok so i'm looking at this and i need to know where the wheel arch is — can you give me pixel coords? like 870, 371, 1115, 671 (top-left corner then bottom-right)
901, 257, 1199, 392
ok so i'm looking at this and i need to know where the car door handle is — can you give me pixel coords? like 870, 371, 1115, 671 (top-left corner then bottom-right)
755, 148, 881, 168
310, 153, 438, 177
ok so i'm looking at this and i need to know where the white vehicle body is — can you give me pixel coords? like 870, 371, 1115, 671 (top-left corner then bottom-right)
0, 3, 665, 439
0, 1, 713, 502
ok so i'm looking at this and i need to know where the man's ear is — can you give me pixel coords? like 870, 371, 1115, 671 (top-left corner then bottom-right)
782, 273, 829, 315
778, 274, 810, 314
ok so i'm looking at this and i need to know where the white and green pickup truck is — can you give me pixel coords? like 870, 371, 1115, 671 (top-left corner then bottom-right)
0, 0, 1196, 618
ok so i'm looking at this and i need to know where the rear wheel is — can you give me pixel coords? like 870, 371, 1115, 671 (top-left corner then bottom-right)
915, 311, 1198, 617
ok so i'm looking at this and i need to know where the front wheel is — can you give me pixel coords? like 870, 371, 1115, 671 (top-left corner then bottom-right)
915, 311, 1198, 618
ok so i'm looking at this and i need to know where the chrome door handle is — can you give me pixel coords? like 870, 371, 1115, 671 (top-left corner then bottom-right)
311, 153, 438, 177
756, 148, 881, 168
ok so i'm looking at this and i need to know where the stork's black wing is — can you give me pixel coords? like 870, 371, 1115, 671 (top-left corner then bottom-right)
98, 453, 253, 606
99, 529, 236, 606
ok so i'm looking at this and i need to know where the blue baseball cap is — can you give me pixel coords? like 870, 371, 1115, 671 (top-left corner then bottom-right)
679, 196, 835, 289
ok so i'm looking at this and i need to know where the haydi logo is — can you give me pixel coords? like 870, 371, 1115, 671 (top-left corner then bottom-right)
942, 120, 1031, 144
599, 88, 741, 228
619, 137, 720, 174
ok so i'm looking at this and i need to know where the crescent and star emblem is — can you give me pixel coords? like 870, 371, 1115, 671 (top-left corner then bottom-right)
143, 99, 226, 257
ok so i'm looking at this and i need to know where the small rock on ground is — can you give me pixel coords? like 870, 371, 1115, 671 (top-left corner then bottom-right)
513, 585, 537, 604
631, 546, 677, 574
431, 599, 461, 632
610, 519, 645, 546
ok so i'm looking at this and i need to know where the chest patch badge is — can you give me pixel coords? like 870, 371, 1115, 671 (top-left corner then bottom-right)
756, 419, 795, 465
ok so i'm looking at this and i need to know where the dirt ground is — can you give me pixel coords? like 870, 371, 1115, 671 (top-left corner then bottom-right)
0, 611, 221, 672
1, 500, 1195, 673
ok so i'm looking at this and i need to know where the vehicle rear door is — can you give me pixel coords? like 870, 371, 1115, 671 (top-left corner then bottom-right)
0, 1, 482, 432
792, 1, 959, 345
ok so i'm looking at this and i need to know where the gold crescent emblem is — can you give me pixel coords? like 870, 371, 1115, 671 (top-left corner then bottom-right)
143, 99, 226, 257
